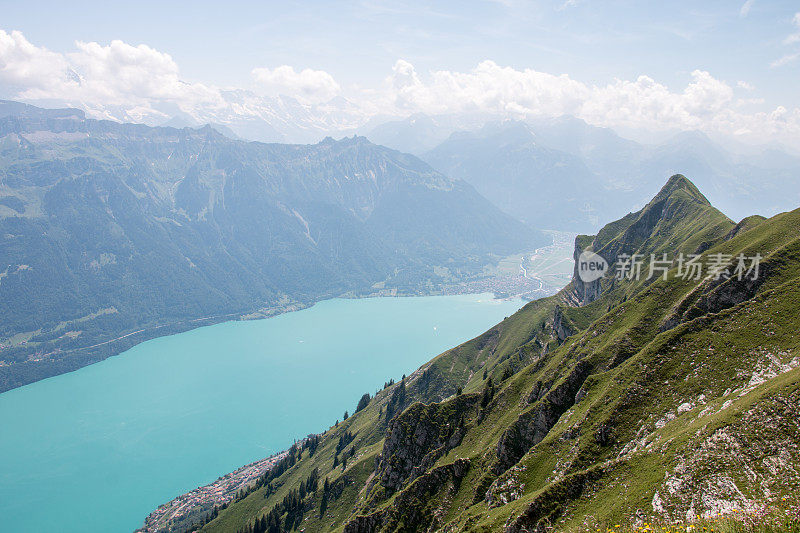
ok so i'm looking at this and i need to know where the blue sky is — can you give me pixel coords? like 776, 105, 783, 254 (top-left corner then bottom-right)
1, 0, 799, 145
4, 0, 797, 94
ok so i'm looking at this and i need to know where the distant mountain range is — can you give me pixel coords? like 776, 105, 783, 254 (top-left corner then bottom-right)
0, 101, 541, 392
423, 122, 604, 231
29, 92, 369, 145
373, 115, 800, 231
8, 100, 798, 233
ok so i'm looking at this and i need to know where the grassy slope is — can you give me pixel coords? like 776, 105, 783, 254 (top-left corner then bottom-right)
199, 176, 800, 533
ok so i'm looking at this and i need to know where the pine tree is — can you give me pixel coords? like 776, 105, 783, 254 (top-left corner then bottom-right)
320, 491, 328, 517
481, 377, 495, 408
355, 393, 371, 412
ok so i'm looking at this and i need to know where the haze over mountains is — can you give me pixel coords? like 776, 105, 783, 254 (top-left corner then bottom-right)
151, 95, 798, 233
0, 101, 540, 392
388, 116, 800, 232
7, 93, 799, 233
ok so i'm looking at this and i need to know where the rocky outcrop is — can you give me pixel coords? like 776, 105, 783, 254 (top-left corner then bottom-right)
493, 361, 591, 475
570, 236, 604, 305
377, 395, 478, 492
504, 466, 606, 533
552, 306, 574, 343
344, 459, 471, 533
344, 510, 388, 533
525, 379, 549, 405
661, 260, 770, 332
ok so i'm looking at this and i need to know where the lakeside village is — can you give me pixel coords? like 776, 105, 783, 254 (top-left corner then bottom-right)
139, 451, 289, 533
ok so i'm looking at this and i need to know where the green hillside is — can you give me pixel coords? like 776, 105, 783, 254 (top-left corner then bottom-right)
184, 175, 799, 533
0, 103, 543, 392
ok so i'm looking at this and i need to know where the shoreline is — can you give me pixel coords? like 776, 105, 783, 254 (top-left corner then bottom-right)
131, 291, 535, 533
1, 291, 530, 533
131, 290, 549, 533
2, 234, 574, 394
0, 275, 552, 395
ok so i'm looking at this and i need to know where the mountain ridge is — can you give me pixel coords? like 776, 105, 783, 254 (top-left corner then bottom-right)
166, 174, 800, 533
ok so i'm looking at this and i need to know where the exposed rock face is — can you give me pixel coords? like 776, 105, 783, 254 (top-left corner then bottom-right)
615, 198, 669, 250
504, 466, 606, 533
552, 306, 574, 342
377, 395, 478, 492
343, 510, 387, 533
344, 459, 471, 533
525, 379, 549, 405
486, 465, 527, 508
570, 236, 604, 305
661, 261, 770, 332
494, 361, 591, 475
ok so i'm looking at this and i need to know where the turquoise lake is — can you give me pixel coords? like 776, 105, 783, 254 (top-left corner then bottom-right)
0, 294, 525, 533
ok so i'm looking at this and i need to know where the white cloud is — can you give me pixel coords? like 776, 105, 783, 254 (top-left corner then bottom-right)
69, 40, 222, 106
773, 12, 800, 66
771, 52, 800, 68
575, 70, 735, 131
0, 30, 68, 90
252, 65, 340, 103
386, 59, 588, 117
384, 61, 738, 132
379, 60, 800, 146
0, 31, 224, 121
739, 0, 755, 18
0, 30, 799, 148
784, 12, 800, 44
